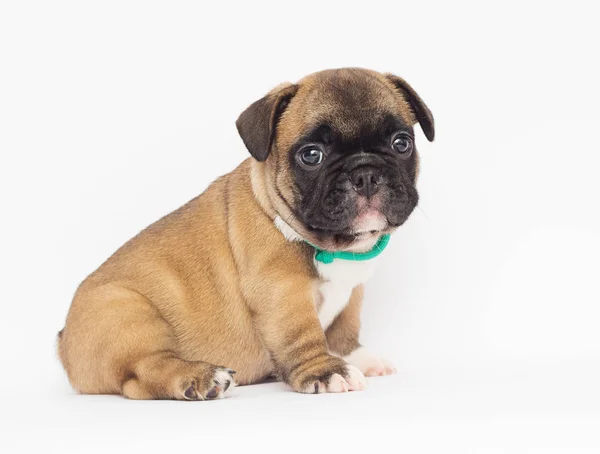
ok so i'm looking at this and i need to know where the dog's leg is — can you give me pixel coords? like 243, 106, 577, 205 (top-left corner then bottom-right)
326, 285, 396, 377
58, 285, 235, 400
121, 353, 235, 401
325, 285, 363, 356
246, 275, 366, 394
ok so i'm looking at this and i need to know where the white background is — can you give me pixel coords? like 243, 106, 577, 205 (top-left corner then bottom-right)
1, 1, 599, 452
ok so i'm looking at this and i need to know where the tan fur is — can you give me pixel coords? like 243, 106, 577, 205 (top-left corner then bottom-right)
58, 160, 348, 398
58, 68, 424, 399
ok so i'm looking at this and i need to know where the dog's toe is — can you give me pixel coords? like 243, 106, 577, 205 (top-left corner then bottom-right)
181, 367, 236, 401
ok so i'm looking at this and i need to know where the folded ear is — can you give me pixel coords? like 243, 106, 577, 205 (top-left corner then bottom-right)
236, 83, 299, 161
384, 74, 435, 142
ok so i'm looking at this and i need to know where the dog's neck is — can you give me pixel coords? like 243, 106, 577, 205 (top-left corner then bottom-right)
273, 215, 304, 242
249, 159, 278, 220
249, 159, 306, 242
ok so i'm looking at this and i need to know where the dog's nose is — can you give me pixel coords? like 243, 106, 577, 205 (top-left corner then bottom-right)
350, 167, 380, 198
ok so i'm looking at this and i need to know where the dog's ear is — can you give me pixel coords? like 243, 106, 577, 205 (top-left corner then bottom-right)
236, 83, 299, 161
384, 74, 435, 142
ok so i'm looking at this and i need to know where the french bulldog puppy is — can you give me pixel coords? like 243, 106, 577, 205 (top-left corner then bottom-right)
58, 68, 434, 400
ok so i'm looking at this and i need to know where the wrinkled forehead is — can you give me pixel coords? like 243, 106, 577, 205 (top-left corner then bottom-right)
276, 70, 415, 151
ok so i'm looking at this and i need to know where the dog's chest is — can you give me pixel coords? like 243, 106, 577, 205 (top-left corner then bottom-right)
315, 258, 377, 330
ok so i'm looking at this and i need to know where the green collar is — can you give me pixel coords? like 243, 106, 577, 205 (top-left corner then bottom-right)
310, 234, 391, 264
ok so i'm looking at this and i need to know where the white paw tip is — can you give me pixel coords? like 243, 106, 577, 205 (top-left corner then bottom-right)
214, 369, 236, 397
345, 364, 367, 391
344, 347, 396, 377
328, 373, 350, 393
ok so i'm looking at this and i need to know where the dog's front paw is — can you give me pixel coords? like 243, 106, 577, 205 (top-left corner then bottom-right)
344, 347, 396, 377
288, 355, 367, 394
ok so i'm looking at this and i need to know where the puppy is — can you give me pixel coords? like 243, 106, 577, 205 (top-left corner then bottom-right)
58, 68, 434, 400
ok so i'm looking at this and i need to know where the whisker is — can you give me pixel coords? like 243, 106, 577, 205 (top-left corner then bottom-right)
283, 209, 296, 227
416, 205, 429, 221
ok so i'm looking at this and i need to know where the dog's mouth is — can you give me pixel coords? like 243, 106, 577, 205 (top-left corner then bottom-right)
307, 206, 391, 236
305, 210, 399, 251
288, 193, 409, 251
352, 208, 388, 233
305, 227, 389, 252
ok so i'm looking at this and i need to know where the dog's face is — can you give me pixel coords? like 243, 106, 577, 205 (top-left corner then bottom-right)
237, 68, 434, 251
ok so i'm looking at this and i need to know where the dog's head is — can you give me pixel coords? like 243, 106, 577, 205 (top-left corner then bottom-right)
237, 68, 434, 251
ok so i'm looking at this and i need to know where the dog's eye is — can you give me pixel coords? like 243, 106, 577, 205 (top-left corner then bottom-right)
299, 147, 324, 167
392, 134, 413, 156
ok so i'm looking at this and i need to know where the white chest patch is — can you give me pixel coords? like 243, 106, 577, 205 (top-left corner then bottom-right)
316, 257, 377, 329
273, 216, 379, 330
